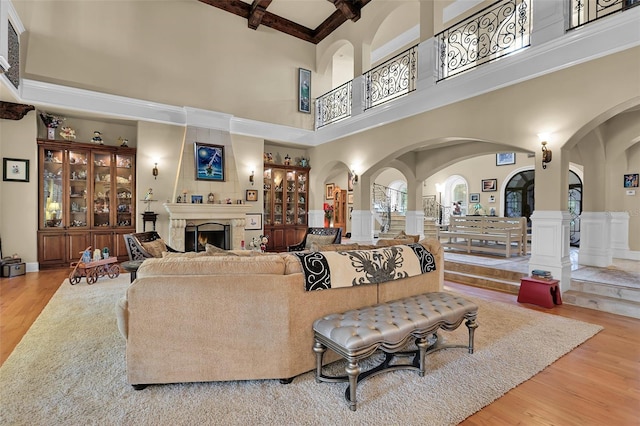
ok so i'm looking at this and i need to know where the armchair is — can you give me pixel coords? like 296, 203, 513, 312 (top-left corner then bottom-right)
123, 231, 181, 261
287, 227, 342, 252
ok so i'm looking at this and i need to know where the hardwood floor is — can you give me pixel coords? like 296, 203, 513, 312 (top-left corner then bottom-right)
1, 272, 639, 424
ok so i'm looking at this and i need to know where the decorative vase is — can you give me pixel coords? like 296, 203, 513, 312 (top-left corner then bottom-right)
324, 217, 330, 228
47, 127, 55, 140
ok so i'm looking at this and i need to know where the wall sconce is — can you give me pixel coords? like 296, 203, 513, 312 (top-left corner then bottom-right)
249, 170, 255, 185
351, 169, 359, 185
541, 141, 552, 169
152, 163, 158, 179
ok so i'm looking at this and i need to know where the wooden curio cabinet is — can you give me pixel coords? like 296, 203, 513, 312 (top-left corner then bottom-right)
263, 163, 309, 252
37, 139, 136, 268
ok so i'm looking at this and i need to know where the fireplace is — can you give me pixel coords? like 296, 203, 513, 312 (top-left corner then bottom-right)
163, 203, 253, 251
185, 222, 230, 251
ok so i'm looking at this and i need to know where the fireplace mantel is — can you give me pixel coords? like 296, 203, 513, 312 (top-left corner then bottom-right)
163, 203, 253, 219
163, 203, 254, 250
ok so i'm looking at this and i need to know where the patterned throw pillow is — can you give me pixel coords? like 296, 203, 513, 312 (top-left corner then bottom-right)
141, 239, 167, 258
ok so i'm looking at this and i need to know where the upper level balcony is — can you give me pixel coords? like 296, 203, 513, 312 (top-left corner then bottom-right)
314, 0, 640, 133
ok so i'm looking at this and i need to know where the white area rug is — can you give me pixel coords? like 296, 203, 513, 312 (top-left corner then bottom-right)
0, 276, 602, 425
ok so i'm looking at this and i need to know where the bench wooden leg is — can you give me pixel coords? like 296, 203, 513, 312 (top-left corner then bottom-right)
466, 315, 479, 354
313, 341, 326, 383
345, 361, 361, 411
416, 336, 429, 377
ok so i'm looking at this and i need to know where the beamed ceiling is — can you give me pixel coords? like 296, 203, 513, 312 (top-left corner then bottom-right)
198, 0, 372, 44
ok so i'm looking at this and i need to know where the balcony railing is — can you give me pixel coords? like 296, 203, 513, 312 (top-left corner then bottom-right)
364, 46, 418, 111
569, 0, 638, 29
315, 80, 352, 129
436, 0, 532, 81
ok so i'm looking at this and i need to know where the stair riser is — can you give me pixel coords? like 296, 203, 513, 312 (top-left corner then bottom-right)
563, 293, 640, 319
571, 280, 640, 303
445, 261, 526, 282
444, 271, 519, 294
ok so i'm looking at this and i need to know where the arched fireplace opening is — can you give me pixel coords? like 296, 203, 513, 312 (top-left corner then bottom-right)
185, 222, 230, 251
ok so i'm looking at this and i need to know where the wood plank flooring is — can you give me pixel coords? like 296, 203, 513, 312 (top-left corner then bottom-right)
1, 270, 639, 425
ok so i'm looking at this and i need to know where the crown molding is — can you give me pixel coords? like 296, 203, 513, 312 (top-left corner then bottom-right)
9, 7, 639, 147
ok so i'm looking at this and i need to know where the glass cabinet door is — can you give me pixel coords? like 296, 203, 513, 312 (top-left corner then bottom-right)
263, 168, 273, 225
42, 148, 64, 229
93, 152, 112, 228
297, 171, 307, 225
115, 154, 134, 227
285, 170, 296, 225
68, 149, 89, 228
273, 168, 285, 225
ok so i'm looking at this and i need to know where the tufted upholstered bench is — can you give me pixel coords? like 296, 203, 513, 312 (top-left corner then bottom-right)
312, 292, 478, 411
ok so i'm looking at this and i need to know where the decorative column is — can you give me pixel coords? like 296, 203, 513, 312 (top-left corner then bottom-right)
349, 210, 375, 243
529, 210, 572, 292
405, 210, 425, 239
578, 211, 612, 267
610, 211, 633, 260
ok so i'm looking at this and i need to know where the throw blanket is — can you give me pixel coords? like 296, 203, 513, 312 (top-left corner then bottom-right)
295, 244, 436, 291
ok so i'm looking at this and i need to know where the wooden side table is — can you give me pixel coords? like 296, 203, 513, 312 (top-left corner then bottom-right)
141, 212, 158, 231
518, 276, 562, 308
121, 259, 144, 283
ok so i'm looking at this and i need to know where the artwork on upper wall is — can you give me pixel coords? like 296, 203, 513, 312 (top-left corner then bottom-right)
2, 158, 29, 182
325, 183, 334, 199
298, 68, 311, 114
194, 142, 224, 181
482, 178, 497, 192
469, 193, 480, 203
624, 173, 639, 188
496, 152, 515, 166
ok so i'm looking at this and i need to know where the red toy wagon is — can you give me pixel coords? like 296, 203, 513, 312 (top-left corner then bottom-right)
69, 247, 120, 285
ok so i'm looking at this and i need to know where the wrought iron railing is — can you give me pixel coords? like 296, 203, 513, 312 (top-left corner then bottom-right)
372, 184, 392, 233
364, 46, 418, 111
569, 0, 637, 29
436, 0, 532, 81
422, 195, 450, 225
315, 81, 352, 129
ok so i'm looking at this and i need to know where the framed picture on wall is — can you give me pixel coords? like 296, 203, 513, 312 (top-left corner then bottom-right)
194, 142, 225, 181
325, 183, 334, 199
496, 152, 516, 166
482, 179, 497, 192
298, 68, 311, 113
624, 173, 639, 188
2, 158, 29, 182
246, 189, 258, 201
469, 193, 480, 203
245, 213, 262, 230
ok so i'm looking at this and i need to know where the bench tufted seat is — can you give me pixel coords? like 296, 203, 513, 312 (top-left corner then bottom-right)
313, 292, 478, 411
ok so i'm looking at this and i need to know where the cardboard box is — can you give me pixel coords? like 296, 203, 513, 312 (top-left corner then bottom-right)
2, 263, 25, 277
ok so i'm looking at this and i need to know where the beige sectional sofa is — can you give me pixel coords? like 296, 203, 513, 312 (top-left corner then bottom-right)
117, 239, 444, 388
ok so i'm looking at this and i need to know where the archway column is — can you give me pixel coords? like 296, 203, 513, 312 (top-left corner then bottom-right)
529, 146, 571, 291
349, 174, 374, 242
578, 212, 612, 267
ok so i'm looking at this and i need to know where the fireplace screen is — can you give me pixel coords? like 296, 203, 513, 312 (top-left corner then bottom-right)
185, 222, 230, 252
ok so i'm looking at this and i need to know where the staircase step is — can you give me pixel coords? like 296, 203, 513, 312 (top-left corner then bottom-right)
444, 270, 520, 294
570, 280, 640, 303
445, 260, 526, 282
563, 290, 640, 319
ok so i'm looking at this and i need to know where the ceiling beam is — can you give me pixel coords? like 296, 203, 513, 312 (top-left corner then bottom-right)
0, 101, 34, 120
248, 0, 273, 30
329, 0, 362, 22
198, 0, 371, 44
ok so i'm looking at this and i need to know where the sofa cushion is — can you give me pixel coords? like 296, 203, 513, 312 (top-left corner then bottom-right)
310, 242, 359, 252
304, 234, 338, 250
137, 254, 286, 277
141, 239, 167, 258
